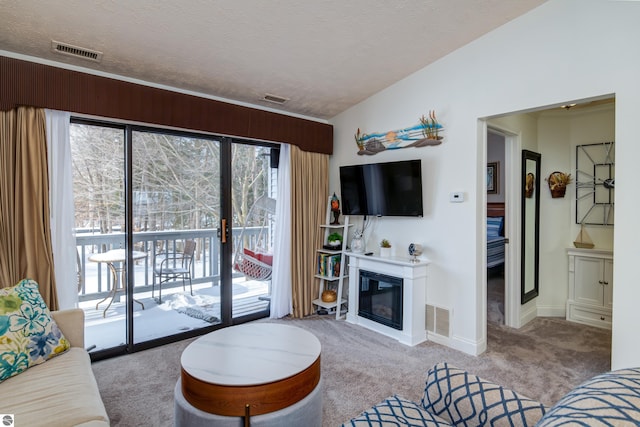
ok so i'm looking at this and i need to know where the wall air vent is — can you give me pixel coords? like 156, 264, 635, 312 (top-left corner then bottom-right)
51, 40, 103, 62
426, 304, 451, 338
263, 93, 289, 104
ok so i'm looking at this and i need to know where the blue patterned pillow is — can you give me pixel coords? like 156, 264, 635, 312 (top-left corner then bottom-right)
422, 362, 546, 427
0, 279, 70, 382
342, 395, 450, 426
537, 368, 640, 426
487, 216, 504, 237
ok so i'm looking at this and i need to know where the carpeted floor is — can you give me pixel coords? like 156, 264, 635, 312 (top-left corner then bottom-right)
487, 272, 505, 325
92, 314, 611, 426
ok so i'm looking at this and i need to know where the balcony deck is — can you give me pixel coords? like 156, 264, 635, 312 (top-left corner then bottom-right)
81, 279, 269, 352
76, 228, 270, 352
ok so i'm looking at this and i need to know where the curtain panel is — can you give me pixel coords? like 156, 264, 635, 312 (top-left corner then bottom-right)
270, 144, 292, 318
0, 106, 58, 309
290, 145, 328, 318
46, 110, 76, 309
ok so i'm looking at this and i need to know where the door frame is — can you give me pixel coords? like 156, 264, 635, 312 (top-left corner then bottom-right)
72, 117, 275, 360
486, 125, 522, 329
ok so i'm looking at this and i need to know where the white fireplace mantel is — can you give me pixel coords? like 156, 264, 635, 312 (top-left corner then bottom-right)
346, 252, 430, 346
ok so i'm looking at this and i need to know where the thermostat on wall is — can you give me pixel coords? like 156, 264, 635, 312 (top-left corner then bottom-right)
449, 192, 464, 203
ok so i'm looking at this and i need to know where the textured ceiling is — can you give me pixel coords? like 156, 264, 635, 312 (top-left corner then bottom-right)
0, 0, 546, 120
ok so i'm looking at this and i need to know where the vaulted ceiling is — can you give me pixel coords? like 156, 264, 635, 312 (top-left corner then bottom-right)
0, 1, 546, 120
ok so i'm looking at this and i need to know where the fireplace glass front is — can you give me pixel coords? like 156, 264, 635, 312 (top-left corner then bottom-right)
358, 270, 403, 330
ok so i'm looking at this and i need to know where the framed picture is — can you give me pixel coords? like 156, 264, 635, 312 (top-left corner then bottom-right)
487, 162, 499, 194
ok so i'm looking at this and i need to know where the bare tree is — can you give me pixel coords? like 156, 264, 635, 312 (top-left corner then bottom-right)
71, 124, 124, 235
71, 124, 273, 239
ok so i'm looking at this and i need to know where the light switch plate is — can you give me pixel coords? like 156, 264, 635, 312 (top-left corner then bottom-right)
450, 192, 464, 203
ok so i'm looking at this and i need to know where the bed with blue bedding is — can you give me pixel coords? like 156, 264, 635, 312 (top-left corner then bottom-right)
487, 216, 505, 269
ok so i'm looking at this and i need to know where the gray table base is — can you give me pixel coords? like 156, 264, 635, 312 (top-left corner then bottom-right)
174, 377, 323, 427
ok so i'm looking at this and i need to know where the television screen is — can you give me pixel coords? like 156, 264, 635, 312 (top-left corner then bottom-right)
339, 159, 423, 217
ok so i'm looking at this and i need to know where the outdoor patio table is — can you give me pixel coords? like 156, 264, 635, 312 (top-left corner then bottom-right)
89, 249, 147, 317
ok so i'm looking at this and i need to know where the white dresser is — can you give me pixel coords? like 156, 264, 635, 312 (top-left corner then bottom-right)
566, 248, 613, 329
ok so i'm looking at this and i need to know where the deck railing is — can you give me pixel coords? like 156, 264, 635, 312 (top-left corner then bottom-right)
76, 227, 266, 302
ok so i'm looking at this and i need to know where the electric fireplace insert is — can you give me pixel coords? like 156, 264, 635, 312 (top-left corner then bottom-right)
358, 270, 403, 330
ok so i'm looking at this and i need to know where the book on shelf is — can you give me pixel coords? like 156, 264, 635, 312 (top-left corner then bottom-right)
317, 253, 341, 277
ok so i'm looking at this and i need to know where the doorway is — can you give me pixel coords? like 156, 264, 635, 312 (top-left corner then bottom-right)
484, 95, 615, 334
485, 125, 521, 330
487, 130, 507, 325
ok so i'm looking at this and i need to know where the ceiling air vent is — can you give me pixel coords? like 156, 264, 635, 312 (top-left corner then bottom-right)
263, 93, 289, 104
51, 40, 103, 62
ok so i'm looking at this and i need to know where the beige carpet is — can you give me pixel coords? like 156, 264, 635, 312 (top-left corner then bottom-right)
92, 315, 611, 426
487, 273, 505, 325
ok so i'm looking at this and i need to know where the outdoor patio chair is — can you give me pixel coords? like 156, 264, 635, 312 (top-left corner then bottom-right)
153, 240, 196, 304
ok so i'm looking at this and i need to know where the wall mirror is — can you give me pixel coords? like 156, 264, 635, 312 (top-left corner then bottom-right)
522, 150, 541, 304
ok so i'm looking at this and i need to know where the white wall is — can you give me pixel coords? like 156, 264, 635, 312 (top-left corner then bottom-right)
329, 0, 640, 369
538, 106, 616, 314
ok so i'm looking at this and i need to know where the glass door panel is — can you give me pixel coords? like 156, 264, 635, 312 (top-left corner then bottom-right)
230, 143, 276, 319
131, 130, 222, 344
71, 122, 127, 352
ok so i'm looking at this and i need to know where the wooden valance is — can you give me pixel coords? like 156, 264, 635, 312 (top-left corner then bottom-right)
0, 56, 333, 154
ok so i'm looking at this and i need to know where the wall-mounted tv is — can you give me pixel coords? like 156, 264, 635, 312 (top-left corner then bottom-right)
339, 159, 423, 217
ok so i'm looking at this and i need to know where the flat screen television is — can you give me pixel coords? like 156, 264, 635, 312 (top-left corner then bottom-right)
339, 159, 423, 217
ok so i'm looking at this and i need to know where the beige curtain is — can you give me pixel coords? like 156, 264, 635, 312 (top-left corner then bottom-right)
0, 107, 58, 309
290, 145, 328, 318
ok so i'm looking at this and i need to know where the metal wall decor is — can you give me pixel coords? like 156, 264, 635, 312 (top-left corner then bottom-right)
575, 142, 615, 226
354, 111, 444, 155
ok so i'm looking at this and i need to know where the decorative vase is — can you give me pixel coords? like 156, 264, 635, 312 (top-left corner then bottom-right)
351, 231, 365, 253
321, 289, 337, 303
331, 209, 340, 225
330, 193, 341, 224
379, 247, 391, 257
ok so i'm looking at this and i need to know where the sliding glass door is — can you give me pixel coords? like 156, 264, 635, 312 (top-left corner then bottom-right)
229, 143, 275, 321
130, 129, 224, 346
71, 119, 277, 357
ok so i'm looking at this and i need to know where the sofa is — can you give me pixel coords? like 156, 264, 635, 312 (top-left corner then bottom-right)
0, 308, 109, 426
343, 362, 640, 426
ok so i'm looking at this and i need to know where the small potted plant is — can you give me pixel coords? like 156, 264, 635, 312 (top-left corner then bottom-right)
379, 239, 392, 257
327, 232, 342, 248
546, 171, 572, 198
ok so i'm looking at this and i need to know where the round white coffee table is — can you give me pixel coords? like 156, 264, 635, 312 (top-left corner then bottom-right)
174, 323, 322, 426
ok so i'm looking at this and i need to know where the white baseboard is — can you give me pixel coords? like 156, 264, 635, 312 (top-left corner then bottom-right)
520, 304, 538, 326
428, 332, 484, 356
536, 305, 565, 318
